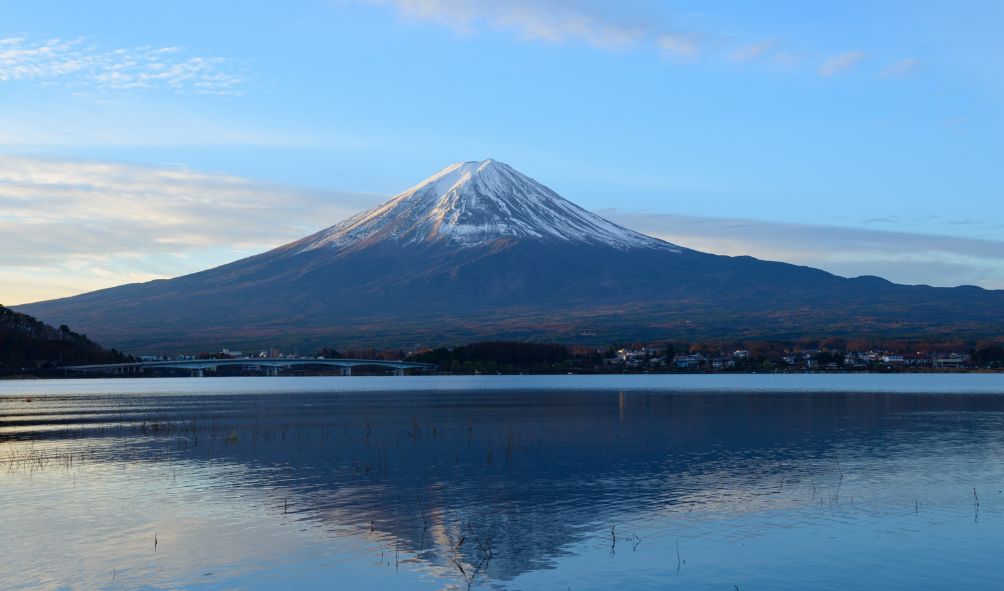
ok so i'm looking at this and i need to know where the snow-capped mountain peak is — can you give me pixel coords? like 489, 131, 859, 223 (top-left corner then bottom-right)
296, 159, 679, 252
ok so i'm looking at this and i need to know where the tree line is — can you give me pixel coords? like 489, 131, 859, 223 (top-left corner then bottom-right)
0, 305, 130, 376
409, 341, 572, 373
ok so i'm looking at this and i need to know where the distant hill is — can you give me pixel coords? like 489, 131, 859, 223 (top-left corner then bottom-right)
0, 305, 128, 376
15, 159, 1004, 354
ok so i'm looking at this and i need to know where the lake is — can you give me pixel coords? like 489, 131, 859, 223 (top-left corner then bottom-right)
2, 375, 1003, 590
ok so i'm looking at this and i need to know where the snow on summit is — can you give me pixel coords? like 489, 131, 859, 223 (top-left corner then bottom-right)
297, 159, 679, 252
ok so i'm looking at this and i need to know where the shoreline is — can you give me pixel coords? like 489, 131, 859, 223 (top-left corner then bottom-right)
4, 368, 1000, 381
3, 373, 1004, 396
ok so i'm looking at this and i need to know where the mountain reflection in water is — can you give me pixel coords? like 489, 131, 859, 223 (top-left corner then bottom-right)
2, 379, 1004, 590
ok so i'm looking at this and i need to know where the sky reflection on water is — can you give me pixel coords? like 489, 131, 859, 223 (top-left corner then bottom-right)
2, 376, 1003, 590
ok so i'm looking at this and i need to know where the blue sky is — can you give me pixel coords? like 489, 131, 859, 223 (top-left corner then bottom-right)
2, 1, 1003, 303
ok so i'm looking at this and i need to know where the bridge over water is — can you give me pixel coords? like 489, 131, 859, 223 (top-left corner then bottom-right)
63, 358, 437, 377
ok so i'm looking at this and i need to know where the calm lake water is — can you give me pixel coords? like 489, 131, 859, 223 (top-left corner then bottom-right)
2, 375, 1003, 590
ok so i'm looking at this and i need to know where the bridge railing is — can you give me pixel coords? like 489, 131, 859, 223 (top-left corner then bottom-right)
63, 358, 436, 376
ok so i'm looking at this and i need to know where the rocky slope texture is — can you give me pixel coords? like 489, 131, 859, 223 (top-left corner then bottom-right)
16, 159, 1004, 353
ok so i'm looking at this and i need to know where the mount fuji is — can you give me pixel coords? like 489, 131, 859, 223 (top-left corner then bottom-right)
296, 159, 673, 251
17, 159, 1004, 353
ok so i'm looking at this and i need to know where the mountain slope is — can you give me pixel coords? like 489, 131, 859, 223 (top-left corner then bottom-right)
16, 159, 1004, 353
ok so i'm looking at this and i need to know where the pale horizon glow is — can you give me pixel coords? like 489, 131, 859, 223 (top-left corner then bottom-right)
0, 155, 378, 305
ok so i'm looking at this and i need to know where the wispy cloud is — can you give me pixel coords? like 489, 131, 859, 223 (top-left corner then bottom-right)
366, 2, 894, 79
818, 50, 866, 76
880, 58, 920, 78
730, 40, 777, 63
369, 0, 697, 53
658, 34, 700, 60
0, 36, 246, 95
0, 155, 380, 304
601, 211, 1004, 290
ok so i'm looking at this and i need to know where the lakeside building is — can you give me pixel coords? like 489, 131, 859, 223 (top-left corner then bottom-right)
933, 354, 968, 369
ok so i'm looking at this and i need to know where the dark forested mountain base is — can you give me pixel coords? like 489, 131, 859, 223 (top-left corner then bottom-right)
0, 305, 127, 375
